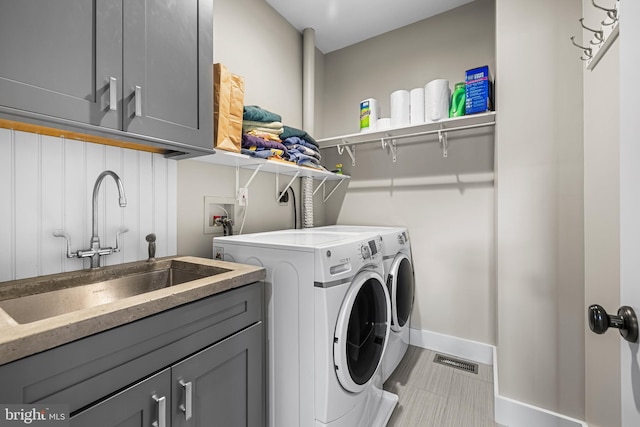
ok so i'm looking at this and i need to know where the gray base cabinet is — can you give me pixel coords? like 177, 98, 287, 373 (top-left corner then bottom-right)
0, 282, 264, 427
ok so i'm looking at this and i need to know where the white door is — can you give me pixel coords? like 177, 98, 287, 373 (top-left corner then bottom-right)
619, 1, 640, 424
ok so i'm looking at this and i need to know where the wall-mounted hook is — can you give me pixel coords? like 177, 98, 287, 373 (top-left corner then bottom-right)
591, 0, 617, 21
381, 138, 388, 150
570, 36, 593, 59
579, 18, 604, 44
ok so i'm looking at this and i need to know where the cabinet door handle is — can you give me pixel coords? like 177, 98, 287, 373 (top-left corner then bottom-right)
135, 85, 142, 117
109, 77, 117, 111
179, 380, 193, 420
152, 395, 166, 427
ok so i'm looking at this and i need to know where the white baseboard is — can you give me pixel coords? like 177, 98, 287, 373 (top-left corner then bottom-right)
409, 327, 494, 365
409, 328, 588, 427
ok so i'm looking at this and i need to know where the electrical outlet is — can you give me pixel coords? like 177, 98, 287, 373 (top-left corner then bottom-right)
238, 187, 248, 206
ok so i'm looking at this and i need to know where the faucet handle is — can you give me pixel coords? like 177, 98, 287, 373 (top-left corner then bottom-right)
114, 227, 129, 253
53, 230, 78, 258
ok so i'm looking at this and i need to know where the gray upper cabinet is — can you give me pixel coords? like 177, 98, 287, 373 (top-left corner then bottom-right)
0, 0, 213, 156
123, 0, 213, 149
0, 0, 121, 130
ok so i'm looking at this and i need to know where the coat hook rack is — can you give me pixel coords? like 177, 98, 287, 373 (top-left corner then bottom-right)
571, 0, 619, 70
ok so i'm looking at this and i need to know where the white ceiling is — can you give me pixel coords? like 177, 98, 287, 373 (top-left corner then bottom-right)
265, 0, 476, 53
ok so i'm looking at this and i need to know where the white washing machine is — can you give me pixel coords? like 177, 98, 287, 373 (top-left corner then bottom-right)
313, 226, 415, 382
213, 230, 398, 427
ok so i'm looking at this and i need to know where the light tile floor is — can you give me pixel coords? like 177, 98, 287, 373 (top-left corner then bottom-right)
383, 346, 506, 427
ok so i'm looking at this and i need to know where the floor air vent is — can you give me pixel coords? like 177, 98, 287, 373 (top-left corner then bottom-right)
433, 354, 478, 374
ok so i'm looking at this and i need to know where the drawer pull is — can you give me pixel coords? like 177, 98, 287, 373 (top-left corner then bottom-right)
179, 380, 193, 420
152, 394, 166, 427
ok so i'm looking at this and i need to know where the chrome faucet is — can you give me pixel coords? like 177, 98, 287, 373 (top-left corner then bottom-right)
54, 170, 128, 268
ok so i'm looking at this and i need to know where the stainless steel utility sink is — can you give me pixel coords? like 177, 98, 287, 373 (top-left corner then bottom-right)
0, 259, 230, 325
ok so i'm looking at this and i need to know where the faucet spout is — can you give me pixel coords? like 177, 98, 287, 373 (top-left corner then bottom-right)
90, 171, 127, 268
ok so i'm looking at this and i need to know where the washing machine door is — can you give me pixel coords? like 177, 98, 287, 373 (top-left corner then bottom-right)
388, 253, 415, 333
333, 269, 390, 393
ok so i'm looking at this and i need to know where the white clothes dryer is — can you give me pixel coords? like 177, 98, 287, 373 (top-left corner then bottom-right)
213, 230, 398, 427
313, 226, 415, 382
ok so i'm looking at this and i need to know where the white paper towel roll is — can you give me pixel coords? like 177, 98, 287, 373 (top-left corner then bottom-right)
377, 118, 391, 131
410, 87, 425, 125
360, 98, 379, 132
425, 79, 450, 122
390, 90, 410, 128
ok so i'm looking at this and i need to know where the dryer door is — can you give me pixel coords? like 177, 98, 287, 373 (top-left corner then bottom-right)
333, 269, 390, 393
388, 253, 415, 333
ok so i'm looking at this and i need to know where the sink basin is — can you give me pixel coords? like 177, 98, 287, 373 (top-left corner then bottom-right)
0, 259, 230, 325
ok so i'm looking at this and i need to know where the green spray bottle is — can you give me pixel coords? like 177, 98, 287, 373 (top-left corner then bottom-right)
449, 82, 466, 117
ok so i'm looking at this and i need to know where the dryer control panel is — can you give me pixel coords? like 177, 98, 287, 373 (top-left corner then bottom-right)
359, 237, 382, 261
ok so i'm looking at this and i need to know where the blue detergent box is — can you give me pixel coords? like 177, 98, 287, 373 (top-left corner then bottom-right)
465, 66, 493, 114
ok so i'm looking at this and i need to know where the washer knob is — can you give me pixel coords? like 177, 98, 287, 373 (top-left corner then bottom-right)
360, 244, 371, 259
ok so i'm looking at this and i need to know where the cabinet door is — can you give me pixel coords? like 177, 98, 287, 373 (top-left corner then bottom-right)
123, 0, 213, 150
172, 322, 264, 427
0, 0, 121, 129
71, 368, 171, 427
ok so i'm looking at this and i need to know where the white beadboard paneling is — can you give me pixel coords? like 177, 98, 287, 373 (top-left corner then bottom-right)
138, 151, 154, 260
153, 156, 169, 257
167, 160, 177, 256
0, 129, 14, 282
14, 132, 39, 280
40, 135, 64, 276
122, 150, 141, 263
63, 139, 87, 273
104, 145, 125, 267
0, 129, 177, 282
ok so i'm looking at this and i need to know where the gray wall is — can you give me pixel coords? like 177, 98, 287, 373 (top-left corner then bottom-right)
321, 0, 497, 345
177, 0, 311, 258
495, 0, 585, 419
583, 1, 621, 425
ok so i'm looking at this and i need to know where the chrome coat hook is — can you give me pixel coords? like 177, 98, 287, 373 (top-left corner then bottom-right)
579, 18, 604, 44
591, 0, 617, 21
570, 36, 593, 60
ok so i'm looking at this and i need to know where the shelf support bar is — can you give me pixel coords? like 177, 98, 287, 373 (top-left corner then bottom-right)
313, 177, 328, 196
276, 171, 300, 202
323, 178, 345, 203
438, 129, 449, 158
236, 164, 263, 197
389, 139, 398, 162
345, 145, 356, 166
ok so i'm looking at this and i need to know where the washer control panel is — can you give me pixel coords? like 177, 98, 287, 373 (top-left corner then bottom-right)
359, 236, 382, 261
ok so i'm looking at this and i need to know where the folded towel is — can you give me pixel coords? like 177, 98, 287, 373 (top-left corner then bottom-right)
241, 148, 286, 160
242, 134, 287, 152
284, 143, 321, 160
243, 124, 284, 135
246, 129, 282, 142
242, 120, 283, 129
280, 125, 318, 148
283, 137, 321, 159
243, 105, 282, 123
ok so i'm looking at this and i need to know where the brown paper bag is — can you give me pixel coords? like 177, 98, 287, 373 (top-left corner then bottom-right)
213, 63, 245, 152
